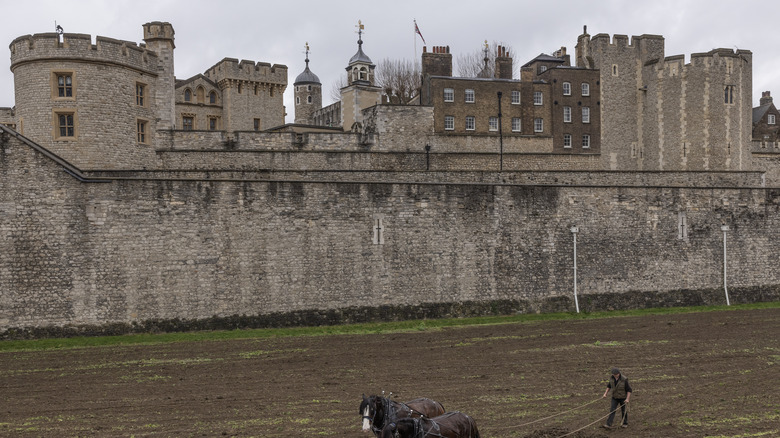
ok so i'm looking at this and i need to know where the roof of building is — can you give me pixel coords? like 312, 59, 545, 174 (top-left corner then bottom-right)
175, 73, 219, 89
753, 103, 773, 124
349, 39, 373, 65
522, 53, 566, 68
294, 64, 321, 85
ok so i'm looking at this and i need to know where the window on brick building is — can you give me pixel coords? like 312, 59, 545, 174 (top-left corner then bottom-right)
296, 96, 300, 105
208, 117, 218, 131
444, 115, 454, 131
534, 118, 543, 132
465, 89, 475, 103
136, 83, 145, 107
137, 119, 147, 143
183, 116, 194, 131
254, 118, 261, 131
563, 134, 572, 148
581, 83, 590, 96
56, 112, 75, 138
582, 134, 591, 148
540, 65, 547, 73
210, 91, 217, 104
465, 116, 475, 131
563, 106, 572, 123
444, 88, 454, 102
511, 90, 520, 104
770, 114, 776, 125
58, 74, 72, 98
562, 82, 571, 96
534, 91, 543, 105
582, 107, 590, 123
724, 86, 734, 104
489, 117, 498, 131
184, 89, 191, 102
307, 95, 312, 104
511, 117, 521, 132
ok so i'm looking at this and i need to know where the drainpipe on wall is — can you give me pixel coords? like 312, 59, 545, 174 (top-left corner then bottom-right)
721, 225, 731, 306
570, 226, 580, 313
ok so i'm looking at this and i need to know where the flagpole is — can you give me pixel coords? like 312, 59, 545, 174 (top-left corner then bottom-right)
414, 19, 418, 75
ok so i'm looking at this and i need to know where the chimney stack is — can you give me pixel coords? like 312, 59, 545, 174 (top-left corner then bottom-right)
495, 45, 513, 79
761, 91, 773, 106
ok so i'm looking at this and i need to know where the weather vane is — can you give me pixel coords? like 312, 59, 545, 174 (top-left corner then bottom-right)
356, 20, 365, 40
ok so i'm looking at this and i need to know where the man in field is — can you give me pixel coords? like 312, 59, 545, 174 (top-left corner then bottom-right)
602, 367, 632, 428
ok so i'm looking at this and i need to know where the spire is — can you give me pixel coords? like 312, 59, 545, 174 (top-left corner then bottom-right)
348, 19, 373, 65
294, 41, 320, 85
478, 40, 491, 78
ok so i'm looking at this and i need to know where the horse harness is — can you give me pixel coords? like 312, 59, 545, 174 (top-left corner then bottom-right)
367, 396, 429, 435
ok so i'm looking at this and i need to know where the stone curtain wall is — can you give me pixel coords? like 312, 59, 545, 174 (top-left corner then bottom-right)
2, 132, 780, 333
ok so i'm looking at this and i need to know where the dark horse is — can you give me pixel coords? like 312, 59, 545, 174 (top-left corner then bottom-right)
379, 412, 480, 438
360, 394, 446, 436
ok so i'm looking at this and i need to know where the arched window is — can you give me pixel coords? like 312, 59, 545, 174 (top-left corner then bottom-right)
209, 91, 216, 104
359, 67, 368, 81
296, 96, 300, 105
196, 86, 205, 104
307, 95, 312, 104
184, 89, 191, 102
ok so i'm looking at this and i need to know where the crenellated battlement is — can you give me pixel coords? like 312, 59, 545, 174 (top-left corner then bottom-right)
588, 33, 665, 50
9, 32, 159, 75
204, 58, 287, 86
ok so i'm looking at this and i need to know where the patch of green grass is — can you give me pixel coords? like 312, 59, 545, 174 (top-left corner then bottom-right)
1, 302, 778, 352
239, 348, 307, 358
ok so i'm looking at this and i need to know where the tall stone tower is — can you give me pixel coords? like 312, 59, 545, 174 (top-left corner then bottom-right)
293, 43, 322, 124
142, 22, 175, 132
340, 20, 381, 131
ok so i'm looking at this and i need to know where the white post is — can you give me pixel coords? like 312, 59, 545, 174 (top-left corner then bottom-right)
721, 225, 730, 306
570, 226, 580, 313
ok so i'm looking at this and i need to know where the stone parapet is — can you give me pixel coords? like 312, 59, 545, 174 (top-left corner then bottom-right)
10, 33, 158, 75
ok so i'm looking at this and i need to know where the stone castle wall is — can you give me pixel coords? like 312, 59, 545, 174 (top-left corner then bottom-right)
578, 33, 752, 172
2, 130, 779, 333
9, 32, 162, 169
204, 59, 287, 131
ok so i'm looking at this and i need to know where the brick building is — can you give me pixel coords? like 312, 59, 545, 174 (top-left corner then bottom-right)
420, 45, 600, 155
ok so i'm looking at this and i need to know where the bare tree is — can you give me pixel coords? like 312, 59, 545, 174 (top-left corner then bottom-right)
329, 58, 421, 105
456, 41, 517, 79
374, 58, 421, 104
329, 74, 347, 103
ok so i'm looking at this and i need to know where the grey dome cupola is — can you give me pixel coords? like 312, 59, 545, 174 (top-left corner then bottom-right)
294, 46, 321, 85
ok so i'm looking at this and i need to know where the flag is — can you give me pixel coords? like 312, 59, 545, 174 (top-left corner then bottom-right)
414, 20, 426, 45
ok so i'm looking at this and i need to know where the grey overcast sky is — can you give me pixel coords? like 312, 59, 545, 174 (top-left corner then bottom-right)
1, 0, 778, 123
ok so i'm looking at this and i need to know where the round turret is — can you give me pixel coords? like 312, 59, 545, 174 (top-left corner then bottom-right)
9, 28, 162, 169
293, 43, 322, 124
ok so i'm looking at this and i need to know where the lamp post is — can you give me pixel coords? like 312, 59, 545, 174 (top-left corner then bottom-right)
497, 91, 504, 172
721, 225, 730, 306
570, 226, 580, 313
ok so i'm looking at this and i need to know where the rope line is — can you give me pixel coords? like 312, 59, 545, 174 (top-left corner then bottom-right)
488, 397, 602, 431
555, 401, 630, 438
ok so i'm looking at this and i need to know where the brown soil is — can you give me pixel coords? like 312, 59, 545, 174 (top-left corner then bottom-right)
1, 308, 778, 437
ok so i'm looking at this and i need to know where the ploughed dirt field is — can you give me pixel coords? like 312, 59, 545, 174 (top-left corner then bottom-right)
1, 308, 779, 437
